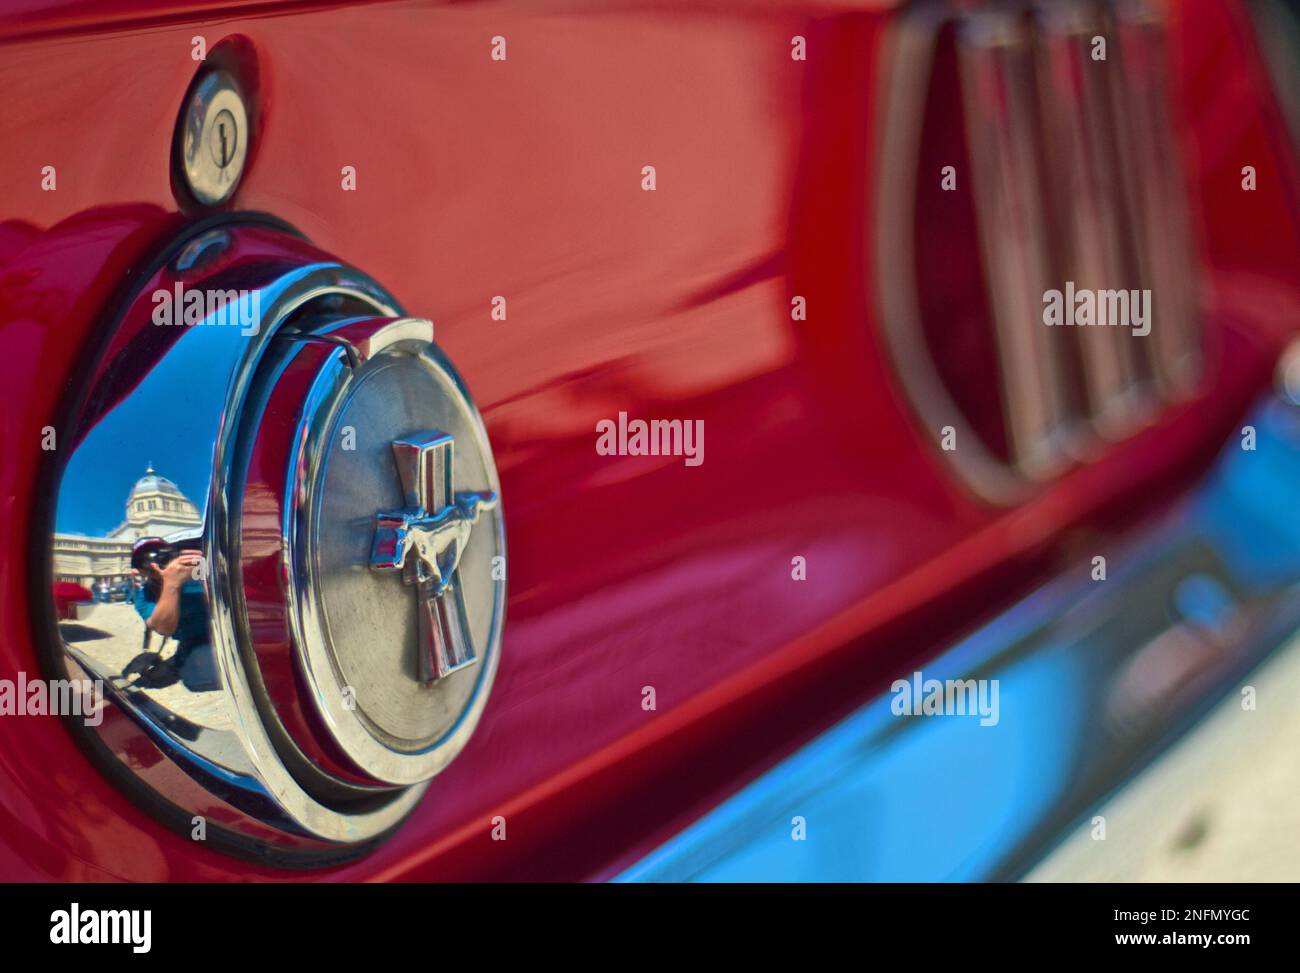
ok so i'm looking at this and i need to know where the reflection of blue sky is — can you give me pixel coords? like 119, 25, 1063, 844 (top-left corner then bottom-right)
617, 640, 1084, 883
56, 322, 245, 536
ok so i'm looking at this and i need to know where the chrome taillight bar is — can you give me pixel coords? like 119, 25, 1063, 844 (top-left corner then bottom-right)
875, 0, 1202, 500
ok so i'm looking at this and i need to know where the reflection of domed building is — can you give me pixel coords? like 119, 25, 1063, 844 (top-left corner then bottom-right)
114, 466, 203, 540
53, 466, 202, 587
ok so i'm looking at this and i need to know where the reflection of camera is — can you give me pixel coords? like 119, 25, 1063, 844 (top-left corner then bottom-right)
140, 547, 175, 571
130, 537, 200, 574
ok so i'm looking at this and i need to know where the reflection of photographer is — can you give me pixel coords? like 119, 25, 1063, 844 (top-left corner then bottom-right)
129, 538, 217, 692
137, 544, 203, 640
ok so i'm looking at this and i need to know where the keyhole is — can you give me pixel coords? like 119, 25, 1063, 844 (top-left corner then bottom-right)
207, 108, 238, 171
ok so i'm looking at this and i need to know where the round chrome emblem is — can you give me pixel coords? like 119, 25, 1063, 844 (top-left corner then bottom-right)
247, 318, 505, 787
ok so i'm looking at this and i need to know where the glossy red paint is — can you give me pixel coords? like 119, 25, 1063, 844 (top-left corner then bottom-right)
0, 0, 1296, 880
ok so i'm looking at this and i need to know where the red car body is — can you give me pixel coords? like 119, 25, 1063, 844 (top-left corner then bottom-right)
0, 0, 1296, 880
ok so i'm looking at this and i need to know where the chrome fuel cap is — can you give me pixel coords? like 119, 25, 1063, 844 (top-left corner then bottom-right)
38, 218, 506, 858
240, 317, 504, 787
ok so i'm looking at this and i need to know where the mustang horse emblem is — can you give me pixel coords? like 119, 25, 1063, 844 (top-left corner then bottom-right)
391, 492, 498, 596
370, 432, 499, 683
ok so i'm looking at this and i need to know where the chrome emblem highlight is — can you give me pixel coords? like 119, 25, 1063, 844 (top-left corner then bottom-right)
371, 434, 500, 682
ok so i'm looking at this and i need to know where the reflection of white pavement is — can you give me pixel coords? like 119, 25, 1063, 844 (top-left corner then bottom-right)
61, 601, 234, 733
1028, 634, 1300, 882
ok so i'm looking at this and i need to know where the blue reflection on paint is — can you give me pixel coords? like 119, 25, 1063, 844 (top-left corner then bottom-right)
618, 616, 1086, 882
617, 396, 1300, 883
1195, 399, 1300, 587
